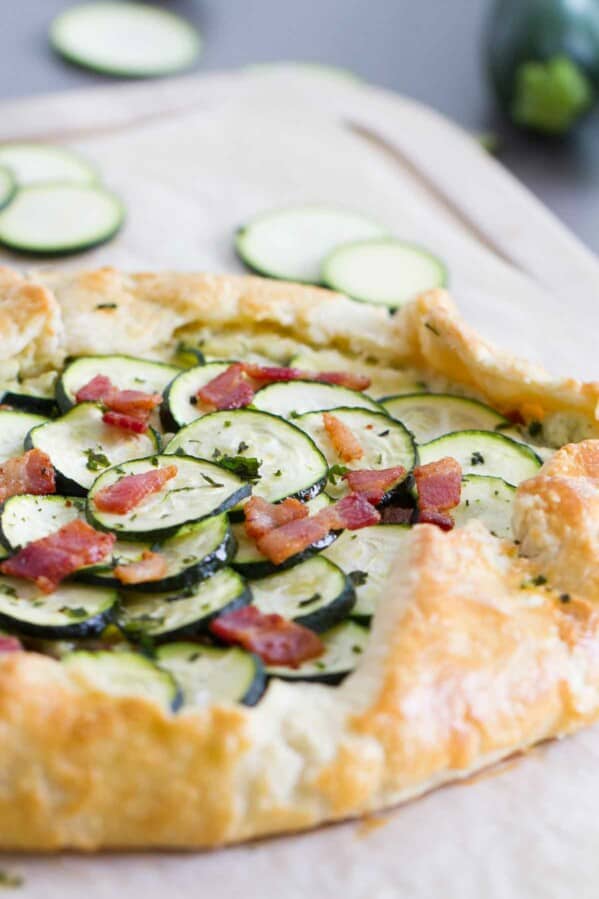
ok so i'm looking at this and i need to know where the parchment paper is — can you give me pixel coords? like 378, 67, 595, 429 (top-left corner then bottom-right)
0, 67, 597, 898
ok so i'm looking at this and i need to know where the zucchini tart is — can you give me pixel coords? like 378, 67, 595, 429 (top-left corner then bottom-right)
0, 264, 596, 850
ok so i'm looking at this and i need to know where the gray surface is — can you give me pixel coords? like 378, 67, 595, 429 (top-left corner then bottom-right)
1, 0, 598, 253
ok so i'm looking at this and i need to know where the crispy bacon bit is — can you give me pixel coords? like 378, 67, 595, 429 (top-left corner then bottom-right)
0, 520, 115, 594
0, 449, 55, 504
102, 410, 148, 434
414, 458, 462, 511
76, 375, 162, 433
0, 635, 23, 653
257, 493, 380, 565
322, 412, 364, 462
114, 550, 168, 585
93, 465, 178, 515
418, 508, 454, 531
242, 363, 370, 391
198, 363, 255, 411
244, 495, 308, 541
343, 465, 406, 504
210, 605, 324, 667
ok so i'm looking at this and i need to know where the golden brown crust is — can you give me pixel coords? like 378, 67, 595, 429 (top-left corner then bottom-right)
0, 266, 597, 850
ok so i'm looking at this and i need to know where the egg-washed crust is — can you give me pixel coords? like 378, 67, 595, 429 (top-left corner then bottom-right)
0, 266, 597, 851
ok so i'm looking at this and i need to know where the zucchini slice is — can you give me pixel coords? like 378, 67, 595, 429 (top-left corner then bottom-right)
56, 354, 180, 412
156, 642, 265, 708
321, 239, 447, 308
62, 650, 181, 711
0, 494, 85, 550
289, 349, 427, 401
295, 407, 416, 497
250, 556, 355, 632
231, 493, 336, 579
161, 362, 232, 429
82, 514, 235, 592
26, 403, 158, 495
266, 619, 369, 684
235, 206, 388, 283
2, 389, 57, 417
50, 2, 201, 78
0, 409, 48, 462
0, 184, 125, 256
418, 430, 542, 485
118, 567, 250, 642
0, 576, 116, 638
165, 409, 327, 506
252, 380, 382, 419
0, 143, 97, 187
382, 393, 508, 443
0, 165, 16, 209
323, 524, 409, 620
452, 475, 516, 539
88, 454, 250, 541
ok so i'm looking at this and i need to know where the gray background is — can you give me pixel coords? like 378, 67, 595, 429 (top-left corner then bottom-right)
1, 0, 598, 252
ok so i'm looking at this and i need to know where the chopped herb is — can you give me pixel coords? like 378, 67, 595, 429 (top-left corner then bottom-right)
298, 592, 322, 607
224, 420, 232, 428
83, 448, 110, 471
133, 377, 145, 384
150, 456, 159, 467
528, 420, 543, 438
174, 447, 187, 457
424, 322, 440, 336
315, 661, 326, 670
95, 302, 117, 310
377, 429, 390, 437
494, 421, 513, 432
188, 652, 200, 662
215, 455, 262, 482
0, 870, 23, 888
560, 593, 571, 603
470, 451, 485, 466
58, 607, 88, 619
328, 463, 349, 485
289, 410, 300, 419
532, 574, 547, 586
274, 469, 282, 477
349, 570, 369, 586
189, 395, 198, 406
198, 473, 225, 488
0, 585, 17, 598
375, 453, 383, 465
352, 644, 363, 654
237, 440, 250, 454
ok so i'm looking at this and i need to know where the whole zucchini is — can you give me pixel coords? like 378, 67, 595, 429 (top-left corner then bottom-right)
487, 0, 599, 134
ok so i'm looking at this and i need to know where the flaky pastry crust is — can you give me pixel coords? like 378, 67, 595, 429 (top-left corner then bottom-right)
0, 267, 597, 850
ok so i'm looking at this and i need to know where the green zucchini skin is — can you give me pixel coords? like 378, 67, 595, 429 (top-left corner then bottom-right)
2, 391, 58, 417
0, 579, 118, 640
155, 642, 266, 708
231, 528, 339, 579
487, 0, 599, 133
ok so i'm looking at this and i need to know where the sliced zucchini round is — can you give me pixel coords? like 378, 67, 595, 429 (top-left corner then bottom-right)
165, 409, 327, 506
118, 568, 250, 642
161, 362, 233, 430
452, 475, 516, 539
156, 642, 265, 708
0, 184, 125, 256
50, 2, 201, 78
235, 206, 388, 283
266, 619, 369, 684
0, 409, 48, 462
289, 349, 428, 401
0, 144, 97, 187
323, 524, 409, 621
295, 407, 416, 497
88, 454, 249, 541
231, 493, 336, 579
0, 576, 116, 638
0, 165, 16, 209
82, 514, 235, 592
321, 238, 447, 308
418, 430, 542, 485
56, 354, 180, 413
26, 403, 158, 495
0, 494, 86, 550
2, 389, 57, 417
250, 556, 355, 632
62, 650, 181, 711
252, 380, 382, 419
383, 393, 508, 443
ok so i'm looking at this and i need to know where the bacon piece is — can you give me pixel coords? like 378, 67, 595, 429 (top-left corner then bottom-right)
343, 465, 406, 504
102, 410, 148, 434
414, 457, 462, 511
210, 605, 324, 667
75, 374, 114, 403
418, 508, 454, 531
0, 520, 115, 594
0, 449, 55, 504
114, 550, 168, 585
0, 635, 23, 653
107, 389, 162, 416
242, 363, 370, 391
257, 493, 380, 565
322, 412, 364, 462
244, 495, 308, 541
93, 465, 178, 515
198, 363, 254, 411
